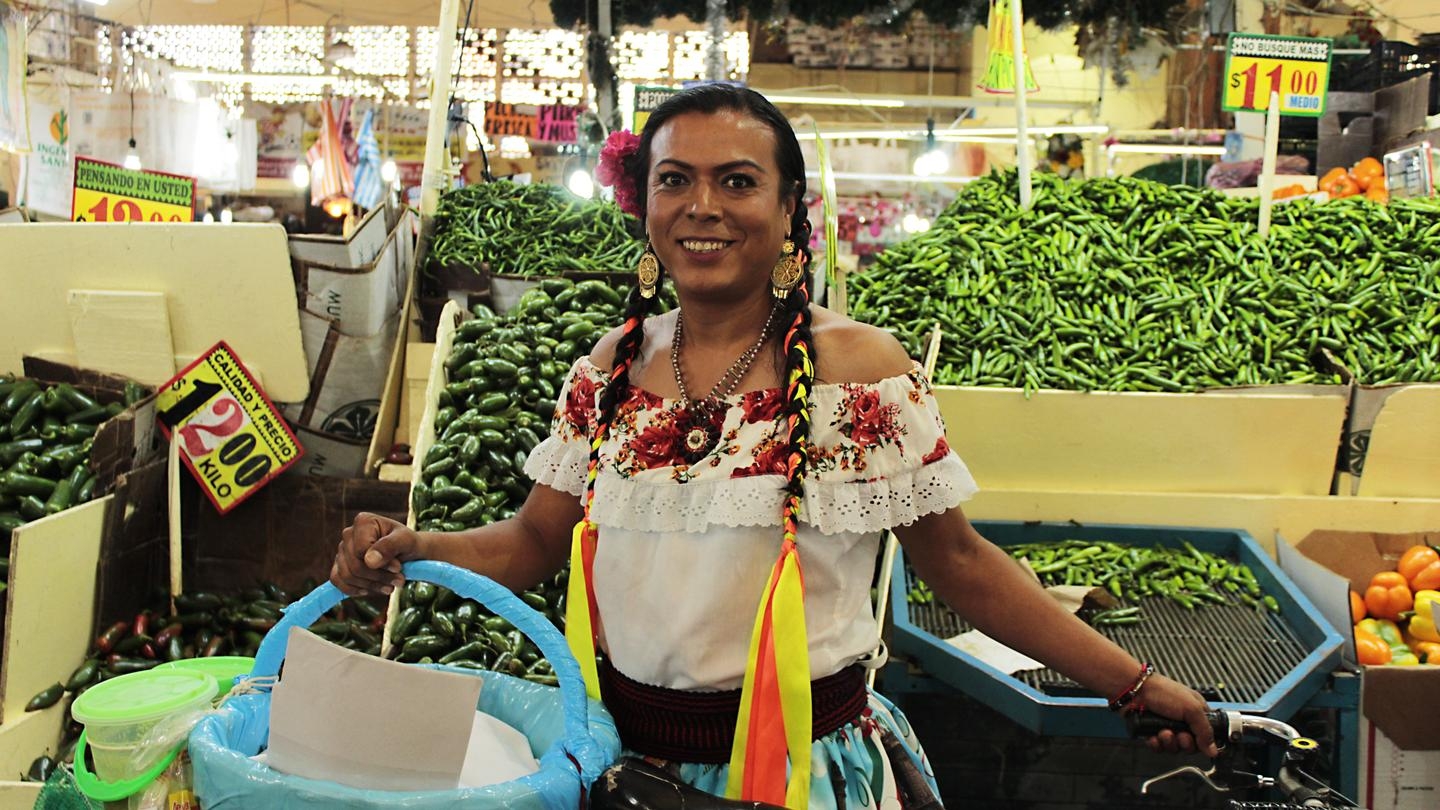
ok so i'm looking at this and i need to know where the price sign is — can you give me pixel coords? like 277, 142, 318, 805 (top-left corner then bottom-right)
155, 342, 303, 513
482, 103, 537, 139
1222, 33, 1332, 117
71, 156, 195, 222
633, 86, 680, 133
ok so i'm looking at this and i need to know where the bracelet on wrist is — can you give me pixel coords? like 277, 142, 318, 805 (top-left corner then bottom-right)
1108, 662, 1156, 713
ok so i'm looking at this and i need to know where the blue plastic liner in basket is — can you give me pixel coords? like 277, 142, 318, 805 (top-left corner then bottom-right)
188, 561, 619, 809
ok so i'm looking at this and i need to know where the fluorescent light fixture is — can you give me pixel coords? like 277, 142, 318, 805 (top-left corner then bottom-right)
171, 71, 339, 88
795, 124, 1109, 142
81, 0, 108, 5
766, 93, 906, 109
1106, 144, 1226, 156
804, 170, 977, 184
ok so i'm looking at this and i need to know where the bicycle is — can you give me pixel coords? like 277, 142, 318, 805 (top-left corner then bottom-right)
1130, 710, 1363, 809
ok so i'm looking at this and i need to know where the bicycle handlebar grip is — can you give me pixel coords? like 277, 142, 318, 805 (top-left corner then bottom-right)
1125, 709, 1228, 742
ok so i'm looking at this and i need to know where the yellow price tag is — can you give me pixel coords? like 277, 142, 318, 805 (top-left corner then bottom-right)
1222, 33, 1332, 117
71, 156, 196, 222
155, 342, 303, 514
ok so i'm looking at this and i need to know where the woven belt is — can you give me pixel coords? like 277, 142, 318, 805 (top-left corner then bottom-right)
599, 657, 869, 763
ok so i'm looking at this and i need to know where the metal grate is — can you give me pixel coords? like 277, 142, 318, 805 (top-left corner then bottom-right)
903, 564, 1312, 704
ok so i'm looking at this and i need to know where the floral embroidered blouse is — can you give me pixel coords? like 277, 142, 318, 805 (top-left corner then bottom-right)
524, 356, 978, 691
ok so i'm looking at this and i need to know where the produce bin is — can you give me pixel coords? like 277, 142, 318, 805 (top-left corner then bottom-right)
888, 521, 1344, 737
932, 385, 1350, 497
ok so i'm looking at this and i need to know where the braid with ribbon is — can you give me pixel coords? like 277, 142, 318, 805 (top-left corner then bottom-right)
565, 275, 661, 701
726, 217, 817, 810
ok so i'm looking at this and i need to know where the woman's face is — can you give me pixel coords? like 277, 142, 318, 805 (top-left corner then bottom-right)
644, 109, 796, 302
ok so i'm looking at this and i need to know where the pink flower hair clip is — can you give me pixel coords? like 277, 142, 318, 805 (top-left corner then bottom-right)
595, 129, 642, 217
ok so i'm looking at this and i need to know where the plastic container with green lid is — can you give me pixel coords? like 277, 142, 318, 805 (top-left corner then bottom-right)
71, 668, 219, 802
157, 656, 256, 695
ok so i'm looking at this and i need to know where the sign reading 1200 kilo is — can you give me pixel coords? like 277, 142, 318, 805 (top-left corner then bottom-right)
155, 342, 302, 513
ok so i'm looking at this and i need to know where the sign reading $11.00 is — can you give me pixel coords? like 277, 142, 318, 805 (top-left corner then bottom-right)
155, 342, 303, 513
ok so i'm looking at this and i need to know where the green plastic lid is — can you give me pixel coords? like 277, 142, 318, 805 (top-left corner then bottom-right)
156, 656, 256, 689
71, 669, 218, 726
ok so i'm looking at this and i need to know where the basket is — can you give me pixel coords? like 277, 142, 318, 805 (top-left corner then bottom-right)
188, 561, 620, 809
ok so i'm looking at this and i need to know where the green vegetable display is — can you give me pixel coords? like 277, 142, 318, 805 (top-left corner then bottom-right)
428, 181, 645, 278
1005, 539, 1273, 614
851, 171, 1440, 392
393, 276, 666, 679
909, 538, 1276, 622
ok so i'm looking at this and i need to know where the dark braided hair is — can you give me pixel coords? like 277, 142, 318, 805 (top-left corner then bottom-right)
581, 84, 817, 529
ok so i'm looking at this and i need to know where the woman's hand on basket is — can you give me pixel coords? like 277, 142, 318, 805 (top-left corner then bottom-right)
331, 512, 425, 596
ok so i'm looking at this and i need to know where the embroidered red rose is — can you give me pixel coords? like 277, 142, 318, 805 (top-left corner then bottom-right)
733, 438, 791, 478
563, 372, 598, 433
848, 389, 901, 447
922, 435, 951, 465
740, 388, 786, 424
630, 418, 686, 470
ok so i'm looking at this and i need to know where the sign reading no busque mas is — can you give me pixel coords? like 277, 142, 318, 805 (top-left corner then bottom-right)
1222, 33, 1332, 117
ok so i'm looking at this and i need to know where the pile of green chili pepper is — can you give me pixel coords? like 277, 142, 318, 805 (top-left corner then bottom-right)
428, 180, 645, 278
851, 171, 1440, 392
1007, 538, 1278, 615
0, 376, 148, 539
392, 276, 669, 679
906, 538, 1278, 622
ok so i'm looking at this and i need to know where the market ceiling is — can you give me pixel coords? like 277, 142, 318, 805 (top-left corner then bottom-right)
101, 0, 557, 29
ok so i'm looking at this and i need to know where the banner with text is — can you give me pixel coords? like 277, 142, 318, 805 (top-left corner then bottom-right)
72, 156, 196, 222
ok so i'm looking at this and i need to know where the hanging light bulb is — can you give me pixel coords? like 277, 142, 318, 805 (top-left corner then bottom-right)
291, 163, 311, 189
381, 159, 398, 184
220, 208, 234, 223
123, 138, 143, 171
912, 118, 950, 177
202, 211, 215, 223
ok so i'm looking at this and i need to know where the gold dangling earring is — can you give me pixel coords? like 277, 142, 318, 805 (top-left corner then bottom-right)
636, 242, 660, 299
771, 239, 801, 300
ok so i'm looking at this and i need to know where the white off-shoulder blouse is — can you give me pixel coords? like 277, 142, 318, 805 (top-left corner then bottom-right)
524, 356, 978, 691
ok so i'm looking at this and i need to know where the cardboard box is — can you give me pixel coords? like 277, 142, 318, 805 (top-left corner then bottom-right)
1360, 713, 1440, 810
285, 204, 389, 270
292, 226, 408, 339
19, 357, 163, 496
1277, 529, 1439, 752
1343, 384, 1440, 498
180, 472, 408, 596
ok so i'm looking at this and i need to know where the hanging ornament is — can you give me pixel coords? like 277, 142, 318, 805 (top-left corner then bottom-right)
978, 0, 1040, 95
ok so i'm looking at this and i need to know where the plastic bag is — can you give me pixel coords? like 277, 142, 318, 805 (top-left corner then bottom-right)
188, 561, 620, 809
191, 669, 617, 809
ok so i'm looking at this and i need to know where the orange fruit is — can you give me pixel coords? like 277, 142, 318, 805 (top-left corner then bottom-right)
1352, 156, 1383, 178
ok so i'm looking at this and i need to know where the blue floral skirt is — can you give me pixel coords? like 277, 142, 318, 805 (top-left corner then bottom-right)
626, 690, 942, 809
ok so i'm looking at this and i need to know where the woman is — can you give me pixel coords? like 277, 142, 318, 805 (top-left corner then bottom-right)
332, 84, 1216, 808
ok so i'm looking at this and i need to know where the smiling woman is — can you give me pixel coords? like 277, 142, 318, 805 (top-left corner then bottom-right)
333, 83, 1218, 810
